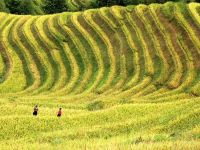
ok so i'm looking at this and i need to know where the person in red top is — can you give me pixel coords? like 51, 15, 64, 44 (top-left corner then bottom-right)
57, 108, 62, 117
33, 105, 38, 116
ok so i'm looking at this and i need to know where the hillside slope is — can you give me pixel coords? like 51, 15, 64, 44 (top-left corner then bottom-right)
1, 2, 200, 99
0, 2, 200, 149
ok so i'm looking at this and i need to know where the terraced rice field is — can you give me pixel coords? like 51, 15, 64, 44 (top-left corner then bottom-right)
0, 2, 200, 149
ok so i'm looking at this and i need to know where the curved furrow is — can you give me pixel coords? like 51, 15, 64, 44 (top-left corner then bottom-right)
97, 7, 124, 94
61, 43, 80, 94
186, 3, 200, 54
121, 8, 156, 97
144, 4, 194, 99
102, 16, 147, 98
95, 9, 126, 90
176, 3, 200, 61
176, 5, 200, 95
18, 17, 47, 94
133, 5, 178, 97
59, 14, 92, 94
187, 3, 200, 96
188, 3, 200, 94
0, 14, 7, 79
130, 6, 155, 76
11, 17, 41, 94
139, 4, 175, 97
102, 19, 147, 98
0, 14, 12, 85
0, 16, 27, 93
81, 11, 112, 93
61, 14, 98, 94
113, 6, 155, 98
116, 8, 146, 92
83, 10, 117, 94
42, 16, 70, 93
137, 6, 169, 81
8, 16, 35, 92
158, 4, 185, 90
128, 7, 155, 77
54, 14, 85, 94
120, 9, 143, 91
94, 9, 134, 94
56, 14, 86, 94
183, 3, 200, 96
148, 4, 197, 98
72, 12, 105, 94
188, 3, 200, 26
140, 4, 175, 97
46, 15, 77, 95
108, 7, 136, 92
145, 5, 183, 97
131, 5, 164, 97
0, 53, 4, 80
31, 16, 60, 93
23, 17, 54, 94
108, 7, 143, 94
97, 7, 132, 95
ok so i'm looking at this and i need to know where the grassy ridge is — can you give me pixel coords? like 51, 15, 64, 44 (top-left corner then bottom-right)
0, 2, 200, 149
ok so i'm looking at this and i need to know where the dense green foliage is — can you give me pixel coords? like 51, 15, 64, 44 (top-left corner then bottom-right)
43, 0, 68, 14
4, 0, 34, 14
0, 0, 9, 12
99, 0, 195, 6
0, 0, 198, 14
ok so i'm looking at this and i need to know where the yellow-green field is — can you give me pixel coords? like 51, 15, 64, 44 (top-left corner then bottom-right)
0, 2, 200, 149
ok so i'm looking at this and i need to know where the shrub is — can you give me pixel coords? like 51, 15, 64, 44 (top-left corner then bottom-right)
0, 0, 9, 13
5, 0, 33, 14
43, 0, 68, 14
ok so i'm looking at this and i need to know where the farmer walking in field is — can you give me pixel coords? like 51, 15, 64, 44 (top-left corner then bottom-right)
33, 105, 38, 116
57, 108, 62, 117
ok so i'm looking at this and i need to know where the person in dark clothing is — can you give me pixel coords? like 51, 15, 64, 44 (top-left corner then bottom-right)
33, 105, 38, 116
57, 108, 62, 117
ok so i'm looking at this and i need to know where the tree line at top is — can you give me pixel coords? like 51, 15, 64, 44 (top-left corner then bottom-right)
0, 0, 197, 15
